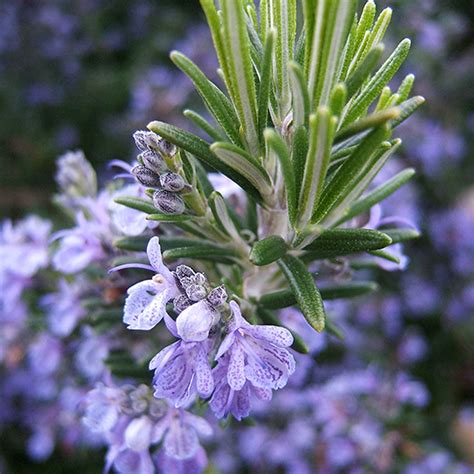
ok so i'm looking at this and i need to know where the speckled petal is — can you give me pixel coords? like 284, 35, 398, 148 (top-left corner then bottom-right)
248, 324, 294, 348
227, 344, 246, 391
163, 421, 199, 460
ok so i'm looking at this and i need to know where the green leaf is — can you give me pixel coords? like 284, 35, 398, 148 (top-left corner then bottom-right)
147, 121, 264, 204
345, 44, 384, 98
183, 109, 225, 142
380, 227, 420, 244
395, 73, 415, 103
312, 0, 357, 107
210, 142, 272, 197
302, 228, 392, 259
336, 168, 416, 225
114, 196, 156, 214
257, 307, 309, 354
335, 107, 400, 143
114, 236, 150, 252
298, 108, 337, 227
264, 128, 297, 225
342, 38, 410, 126
163, 244, 240, 263
257, 29, 275, 140
250, 235, 288, 266
278, 254, 326, 332
391, 96, 425, 128
289, 61, 310, 127
292, 125, 309, 199
324, 139, 401, 226
259, 280, 377, 309
146, 213, 191, 223
368, 249, 400, 264
311, 125, 390, 224
329, 83, 347, 117
221, 0, 259, 153
171, 51, 241, 145
209, 191, 243, 242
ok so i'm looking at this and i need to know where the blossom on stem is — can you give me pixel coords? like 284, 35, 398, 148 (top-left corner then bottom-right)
122, 237, 179, 330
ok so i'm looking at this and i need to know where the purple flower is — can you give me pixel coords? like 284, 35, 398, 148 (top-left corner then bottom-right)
41, 278, 86, 336
209, 355, 272, 420
149, 337, 214, 408
155, 445, 208, 474
213, 301, 295, 408
176, 299, 220, 342
152, 408, 212, 461
123, 237, 179, 330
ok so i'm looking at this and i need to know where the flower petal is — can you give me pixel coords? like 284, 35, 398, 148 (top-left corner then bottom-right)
163, 419, 199, 460
124, 416, 153, 451
147, 236, 174, 281
227, 345, 246, 391
176, 300, 217, 342
248, 325, 294, 348
195, 345, 214, 397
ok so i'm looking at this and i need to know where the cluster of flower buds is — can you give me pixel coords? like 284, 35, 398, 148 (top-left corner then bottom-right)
173, 264, 228, 314
131, 131, 189, 215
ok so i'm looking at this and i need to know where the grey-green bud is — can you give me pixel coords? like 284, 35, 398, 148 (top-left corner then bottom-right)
131, 165, 161, 188
152, 190, 185, 214
160, 172, 185, 192
207, 285, 228, 308
139, 150, 167, 175
185, 284, 207, 302
133, 130, 161, 151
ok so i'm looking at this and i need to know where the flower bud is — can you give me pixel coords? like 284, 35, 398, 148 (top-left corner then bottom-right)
175, 265, 195, 281
193, 272, 207, 286
207, 285, 228, 308
158, 139, 177, 157
152, 190, 185, 215
185, 284, 207, 302
133, 130, 161, 151
173, 294, 192, 313
138, 150, 167, 175
131, 165, 161, 188
160, 172, 186, 192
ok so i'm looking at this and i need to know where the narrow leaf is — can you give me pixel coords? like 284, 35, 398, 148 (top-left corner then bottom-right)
210, 142, 272, 196
250, 235, 288, 266
183, 109, 225, 142
299, 108, 337, 227
114, 196, 156, 214
289, 61, 310, 127
259, 280, 378, 309
146, 213, 191, 223
342, 38, 411, 126
264, 128, 297, 224
257, 29, 275, 140
278, 254, 326, 332
163, 244, 240, 263
302, 227, 392, 259
380, 227, 420, 244
311, 125, 390, 224
336, 167, 415, 224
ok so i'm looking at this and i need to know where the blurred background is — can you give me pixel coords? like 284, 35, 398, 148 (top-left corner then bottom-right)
1, 0, 473, 472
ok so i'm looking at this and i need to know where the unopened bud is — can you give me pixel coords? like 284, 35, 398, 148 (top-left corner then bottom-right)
173, 294, 192, 313
160, 172, 185, 192
133, 130, 161, 151
158, 139, 177, 157
179, 277, 194, 289
153, 190, 185, 215
175, 265, 195, 281
185, 284, 207, 302
139, 150, 167, 175
193, 272, 207, 286
131, 165, 161, 187
207, 285, 228, 308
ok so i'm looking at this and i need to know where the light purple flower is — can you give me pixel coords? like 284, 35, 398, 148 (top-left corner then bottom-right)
176, 299, 220, 342
155, 445, 208, 474
152, 408, 212, 461
149, 337, 214, 408
209, 355, 272, 420
215, 301, 295, 392
41, 278, 86, 336
123, 237, 179, 330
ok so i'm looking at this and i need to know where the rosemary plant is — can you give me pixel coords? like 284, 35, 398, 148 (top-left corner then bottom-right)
109, 0, 424, 467
118, 0, 422, 334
